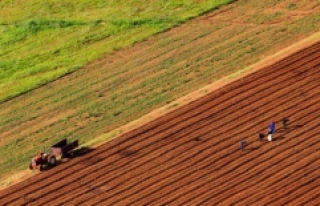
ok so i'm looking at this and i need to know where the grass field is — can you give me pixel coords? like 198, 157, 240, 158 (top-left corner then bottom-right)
0, 0, 320, 184
0, 0, 235, 102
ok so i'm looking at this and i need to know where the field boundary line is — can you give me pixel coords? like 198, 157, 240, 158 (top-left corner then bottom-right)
83, 30, 320, 149
1, 31, 320, 191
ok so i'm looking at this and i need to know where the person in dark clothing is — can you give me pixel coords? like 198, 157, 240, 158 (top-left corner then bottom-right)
240, 140, 247, 151
283, 117, 289, 129
258, 132, 264, 142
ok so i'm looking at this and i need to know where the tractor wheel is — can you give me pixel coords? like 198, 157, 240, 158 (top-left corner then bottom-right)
47, 156, 56, 166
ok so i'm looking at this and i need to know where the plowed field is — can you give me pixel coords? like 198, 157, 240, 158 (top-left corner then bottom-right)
0, 0, 320, 181
0, 39, 320, 205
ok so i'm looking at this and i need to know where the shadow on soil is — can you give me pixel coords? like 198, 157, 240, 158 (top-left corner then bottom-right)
39, 162, 63, 171
243, 124, 303, 152
246, 134, 285, 151
273, 135, 285, 141
71, 146, 95, 157
276, 124, 303, 134
246, 146, 260, 151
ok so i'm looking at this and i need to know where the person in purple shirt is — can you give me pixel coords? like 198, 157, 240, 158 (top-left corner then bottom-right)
269, 122, 276, 134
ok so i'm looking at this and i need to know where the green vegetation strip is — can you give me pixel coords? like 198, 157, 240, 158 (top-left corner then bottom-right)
0, 0, 235, 102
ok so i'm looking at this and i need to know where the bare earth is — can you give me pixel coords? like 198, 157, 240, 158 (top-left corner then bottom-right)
0, 37, 320, 205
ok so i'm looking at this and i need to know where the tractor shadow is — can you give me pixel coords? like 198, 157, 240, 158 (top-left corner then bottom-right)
71, 146, 95, 158
61, 146, 95, 160
39, 161, 63, 171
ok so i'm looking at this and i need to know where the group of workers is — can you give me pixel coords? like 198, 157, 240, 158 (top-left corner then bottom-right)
240, 117, 289, 151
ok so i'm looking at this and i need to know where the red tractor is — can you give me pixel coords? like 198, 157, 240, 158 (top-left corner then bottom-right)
29, 152, 56, 170
29, 138, 79, 171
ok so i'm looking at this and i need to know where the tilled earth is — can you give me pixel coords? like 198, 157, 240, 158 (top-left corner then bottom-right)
0, 39, 319, 206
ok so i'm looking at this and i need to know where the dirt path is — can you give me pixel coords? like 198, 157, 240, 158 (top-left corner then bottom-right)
0, 37, 320, 205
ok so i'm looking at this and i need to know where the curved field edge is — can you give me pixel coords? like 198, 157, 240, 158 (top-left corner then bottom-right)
0, 0, 235, 103
0, 0, 320, 186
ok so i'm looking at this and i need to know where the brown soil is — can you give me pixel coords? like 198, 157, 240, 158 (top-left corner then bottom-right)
0, 37, 319, 205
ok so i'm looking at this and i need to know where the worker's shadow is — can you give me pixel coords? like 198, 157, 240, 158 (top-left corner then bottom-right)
246, 143, 261, 151
274, 135, 285, 141
276, 124, 303, 133
246, 146, 259, 151
246, 135, 285, 150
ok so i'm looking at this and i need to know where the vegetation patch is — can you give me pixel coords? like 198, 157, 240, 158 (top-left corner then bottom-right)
0, 0, 236, 103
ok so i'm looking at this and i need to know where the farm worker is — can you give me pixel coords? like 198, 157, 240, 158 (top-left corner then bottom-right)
267, 131, 273, 142
239, 140, 247, 151
258, 133, 264, 142
268, 122, 276, 134
282, 117, 289, 129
